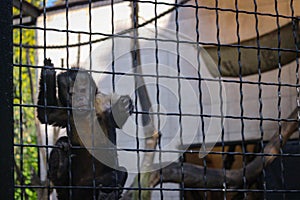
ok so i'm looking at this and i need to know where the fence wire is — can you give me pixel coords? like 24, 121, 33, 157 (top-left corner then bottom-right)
7, 0, 300, 200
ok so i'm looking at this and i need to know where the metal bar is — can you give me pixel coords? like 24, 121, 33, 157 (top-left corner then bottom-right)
13, 0, 40, 18
0, 0, 14, 199
13, 15, 36, 26
45, 0, 124, 12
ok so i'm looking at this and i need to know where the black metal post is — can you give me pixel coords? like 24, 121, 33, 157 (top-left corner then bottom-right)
0, 0, 14, 199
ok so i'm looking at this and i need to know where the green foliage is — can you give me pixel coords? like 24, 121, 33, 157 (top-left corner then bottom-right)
13, 0, 41, 199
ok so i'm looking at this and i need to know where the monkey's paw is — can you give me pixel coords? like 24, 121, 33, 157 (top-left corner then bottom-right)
118, 95, 134, 115
111, 95, 133, 128
49, 137, 71, 184
55, 136, 72, 152
97, 187, 123, 200
44, 58, 54, 68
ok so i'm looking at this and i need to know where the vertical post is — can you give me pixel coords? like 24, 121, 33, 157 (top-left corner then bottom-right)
0, 0, 14, 199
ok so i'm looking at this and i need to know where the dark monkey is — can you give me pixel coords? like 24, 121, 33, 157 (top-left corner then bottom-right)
37, 58, 133, 200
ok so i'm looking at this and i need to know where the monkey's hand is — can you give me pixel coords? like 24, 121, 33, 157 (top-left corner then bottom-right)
49, 136, 71, 185
111, 94, 133, 129
96, 167, 127, 199
95, 93, 133, 128
42, 60, 56, 89
42, 58, 55, 76
98, 189, 122, 200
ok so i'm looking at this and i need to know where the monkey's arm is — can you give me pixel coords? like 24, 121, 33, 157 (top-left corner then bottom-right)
37, 59, 67, 127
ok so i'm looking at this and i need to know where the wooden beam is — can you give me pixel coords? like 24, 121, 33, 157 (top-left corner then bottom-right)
13, 0, 40, 18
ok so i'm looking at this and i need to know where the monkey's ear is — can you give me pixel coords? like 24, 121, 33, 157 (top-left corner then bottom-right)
44, 58, 54, 67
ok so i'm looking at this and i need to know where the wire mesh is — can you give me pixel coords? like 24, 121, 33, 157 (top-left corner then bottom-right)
8, 0, 300, 200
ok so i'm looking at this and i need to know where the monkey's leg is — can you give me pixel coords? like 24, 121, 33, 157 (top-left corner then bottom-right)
96, 167, 128, 200
49, 136, 72, 200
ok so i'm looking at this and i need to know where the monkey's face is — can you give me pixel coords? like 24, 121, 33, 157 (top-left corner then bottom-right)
72, 72, 97, 113
57, 70, 97, 114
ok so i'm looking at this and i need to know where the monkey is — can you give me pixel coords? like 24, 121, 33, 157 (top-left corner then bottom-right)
37, 58, 133, 200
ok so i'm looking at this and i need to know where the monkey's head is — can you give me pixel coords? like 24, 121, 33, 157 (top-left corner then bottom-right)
57, 68, 98, 113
